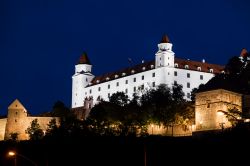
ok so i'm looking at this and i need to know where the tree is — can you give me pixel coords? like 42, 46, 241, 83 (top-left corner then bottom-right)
109, 92, 129, 106
25, 119, 44, 140
9, 132, 19, 141
218, 108, 242, 127
45, 118, 58, 138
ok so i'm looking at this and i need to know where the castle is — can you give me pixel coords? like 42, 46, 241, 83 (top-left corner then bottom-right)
72, 35, 224, 118
0, 99, 59, 140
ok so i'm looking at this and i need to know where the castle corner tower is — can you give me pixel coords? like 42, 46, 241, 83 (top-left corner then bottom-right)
72, 53, 95, 108
155, 35, 175, 68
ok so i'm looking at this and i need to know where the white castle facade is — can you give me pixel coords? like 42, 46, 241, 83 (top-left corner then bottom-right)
72, 35, 224, 109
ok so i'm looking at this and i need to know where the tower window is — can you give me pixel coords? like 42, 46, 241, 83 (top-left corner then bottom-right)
108, 84, 110, 89
152, 73, 155, 77
142, 75, 144, 80
116, 82, 119, 87
125, 80, 128, 84
174, 81, 177, 85
89, 89, 92, 94
187, 93, 190, 98
125, 89, 128, 93
187, 82, 190, 88
134, 78, 136, 82
152, 82, 155, 87
174, 71, 177, 76
98, 87, 101, 91
141, 84, 144, 90
86, 78, 88, 82
187, 73, 190, 78
134, 87, 136, 92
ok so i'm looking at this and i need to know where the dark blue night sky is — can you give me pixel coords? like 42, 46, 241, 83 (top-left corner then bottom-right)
0, 0, 250, 115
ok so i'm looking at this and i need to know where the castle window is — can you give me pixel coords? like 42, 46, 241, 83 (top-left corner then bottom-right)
125, 80, 128, 84
16, 105, 17, 107
116, 82, 119, 87
125, 89, 128, 93
174, 71, 177, 76
76, 93, 77, 96
89, 89, 92, 94
200, 75, 203, 80
16, 112, 18, 115
142, 75, 144, 80
134, 87, 136, 92
134, 78, 136, 82
197, 67, 201, 71
86, 78, 88, 82
185, 65, 189, 69
187, 93, 190, 98
141, 84, 144, 90
142, 67, 146, 71
209, 69, 213, 73
97, 96, 101, 101
85, 92, 87, 95
108, 84, 110, 89
206, 100, 211, 108
152, 82, 155, 87
15, 119, 17, 122
108, 93, 110, 98
152, 73, 155, 77
98, 87, 101, 91
174, 81, 177, 85
187, 82, 190, 88
187, 73, 190, 78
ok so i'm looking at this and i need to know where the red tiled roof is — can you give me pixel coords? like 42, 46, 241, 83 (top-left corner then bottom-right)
160, 35, 170, 43
175, 58, 224, 74
78, 52, 91, 65
89, 58, 224, 86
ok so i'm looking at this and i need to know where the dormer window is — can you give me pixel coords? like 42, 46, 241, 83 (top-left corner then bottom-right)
197, 67, 201, 71
96, 80, 100, 83
184, 65, 189, 69
115, 74, 119, 78
150, 65, 154, 69
131, 70, 135, 74
209, 69, 213, 73
122, 72, 126, 76
221, 70, 225, 74
106, 77, 110, 81
174, 63, 178, 68
142, 67, 146, 71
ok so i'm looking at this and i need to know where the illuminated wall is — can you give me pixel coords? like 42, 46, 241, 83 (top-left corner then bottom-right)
195, 89, 242, 131
0, 99, 59, 141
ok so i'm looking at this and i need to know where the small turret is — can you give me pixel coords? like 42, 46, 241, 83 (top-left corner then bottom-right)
72, 52, 95, 108
155, 34, 175, 68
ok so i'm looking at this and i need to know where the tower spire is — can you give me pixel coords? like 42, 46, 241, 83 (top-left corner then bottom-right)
78, 52, 91, 65
160, 34, 170, 43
